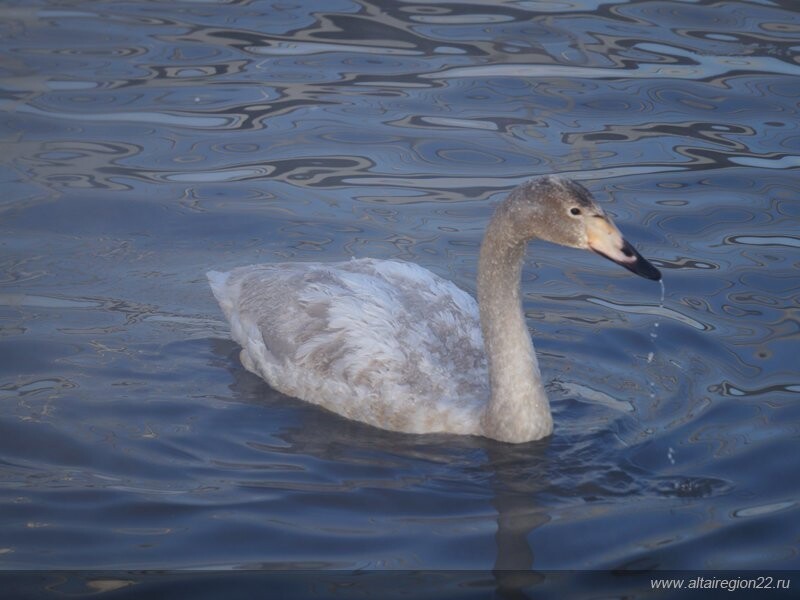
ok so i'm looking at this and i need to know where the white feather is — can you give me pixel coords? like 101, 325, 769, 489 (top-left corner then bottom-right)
208, 258, 487, 435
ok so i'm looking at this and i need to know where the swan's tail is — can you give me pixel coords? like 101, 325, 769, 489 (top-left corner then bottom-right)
206, 270, 229, 300
206, 270, 237, 319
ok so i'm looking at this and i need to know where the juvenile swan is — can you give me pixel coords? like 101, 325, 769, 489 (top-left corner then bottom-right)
208, 176, 661, 443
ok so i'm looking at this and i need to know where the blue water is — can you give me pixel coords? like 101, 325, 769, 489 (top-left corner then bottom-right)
1, 0, 799, 591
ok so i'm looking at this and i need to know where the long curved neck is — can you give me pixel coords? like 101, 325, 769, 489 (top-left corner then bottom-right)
477, 199, 552, 443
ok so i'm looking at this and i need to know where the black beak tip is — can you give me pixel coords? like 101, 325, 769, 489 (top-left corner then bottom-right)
621, 240, 661, 281
637, 261, 662, 281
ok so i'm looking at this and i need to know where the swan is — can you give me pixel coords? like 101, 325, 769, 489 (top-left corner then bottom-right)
208, 176, 661, 443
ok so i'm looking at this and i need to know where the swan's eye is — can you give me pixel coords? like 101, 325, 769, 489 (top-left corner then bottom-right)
570, 207, 582, 216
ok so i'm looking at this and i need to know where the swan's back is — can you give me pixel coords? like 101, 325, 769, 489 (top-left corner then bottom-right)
208, 258, 488, 435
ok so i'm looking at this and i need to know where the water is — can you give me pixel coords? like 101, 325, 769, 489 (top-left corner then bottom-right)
2, 0, 799, 593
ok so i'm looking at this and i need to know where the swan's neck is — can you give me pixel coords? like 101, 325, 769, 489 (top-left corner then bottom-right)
477, 200, 553, 443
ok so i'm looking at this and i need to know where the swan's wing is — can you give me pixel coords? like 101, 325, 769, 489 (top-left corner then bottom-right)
207, 258, 487, 434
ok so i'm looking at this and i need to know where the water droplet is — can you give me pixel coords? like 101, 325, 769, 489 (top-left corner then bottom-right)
644, 281, 665, 397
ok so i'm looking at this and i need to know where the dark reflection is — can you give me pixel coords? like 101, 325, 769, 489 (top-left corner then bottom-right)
215, 336, 551, 580
482, 443, 545, 572
483, 443, 549, 598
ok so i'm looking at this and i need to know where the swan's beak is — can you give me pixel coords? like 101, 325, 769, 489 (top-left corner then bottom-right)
586, 216, 661, 281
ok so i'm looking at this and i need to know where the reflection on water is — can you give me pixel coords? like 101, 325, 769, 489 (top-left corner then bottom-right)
1, 0, 799, 586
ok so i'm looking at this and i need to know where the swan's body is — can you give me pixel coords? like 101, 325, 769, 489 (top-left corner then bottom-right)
209, 176, 660, 443
209, 258, 489, 435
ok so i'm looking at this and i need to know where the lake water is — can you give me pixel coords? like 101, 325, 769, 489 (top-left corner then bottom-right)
1, 0, 799, 596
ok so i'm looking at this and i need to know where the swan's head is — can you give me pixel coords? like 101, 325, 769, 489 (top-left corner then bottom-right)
512, 176, 661, 281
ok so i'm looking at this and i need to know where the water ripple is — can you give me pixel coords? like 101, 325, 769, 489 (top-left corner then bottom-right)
0, 99, 241, 128
2, 0, 799, 574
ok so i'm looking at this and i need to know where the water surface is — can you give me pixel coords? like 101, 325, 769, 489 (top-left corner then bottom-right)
1, 0, 799, 589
